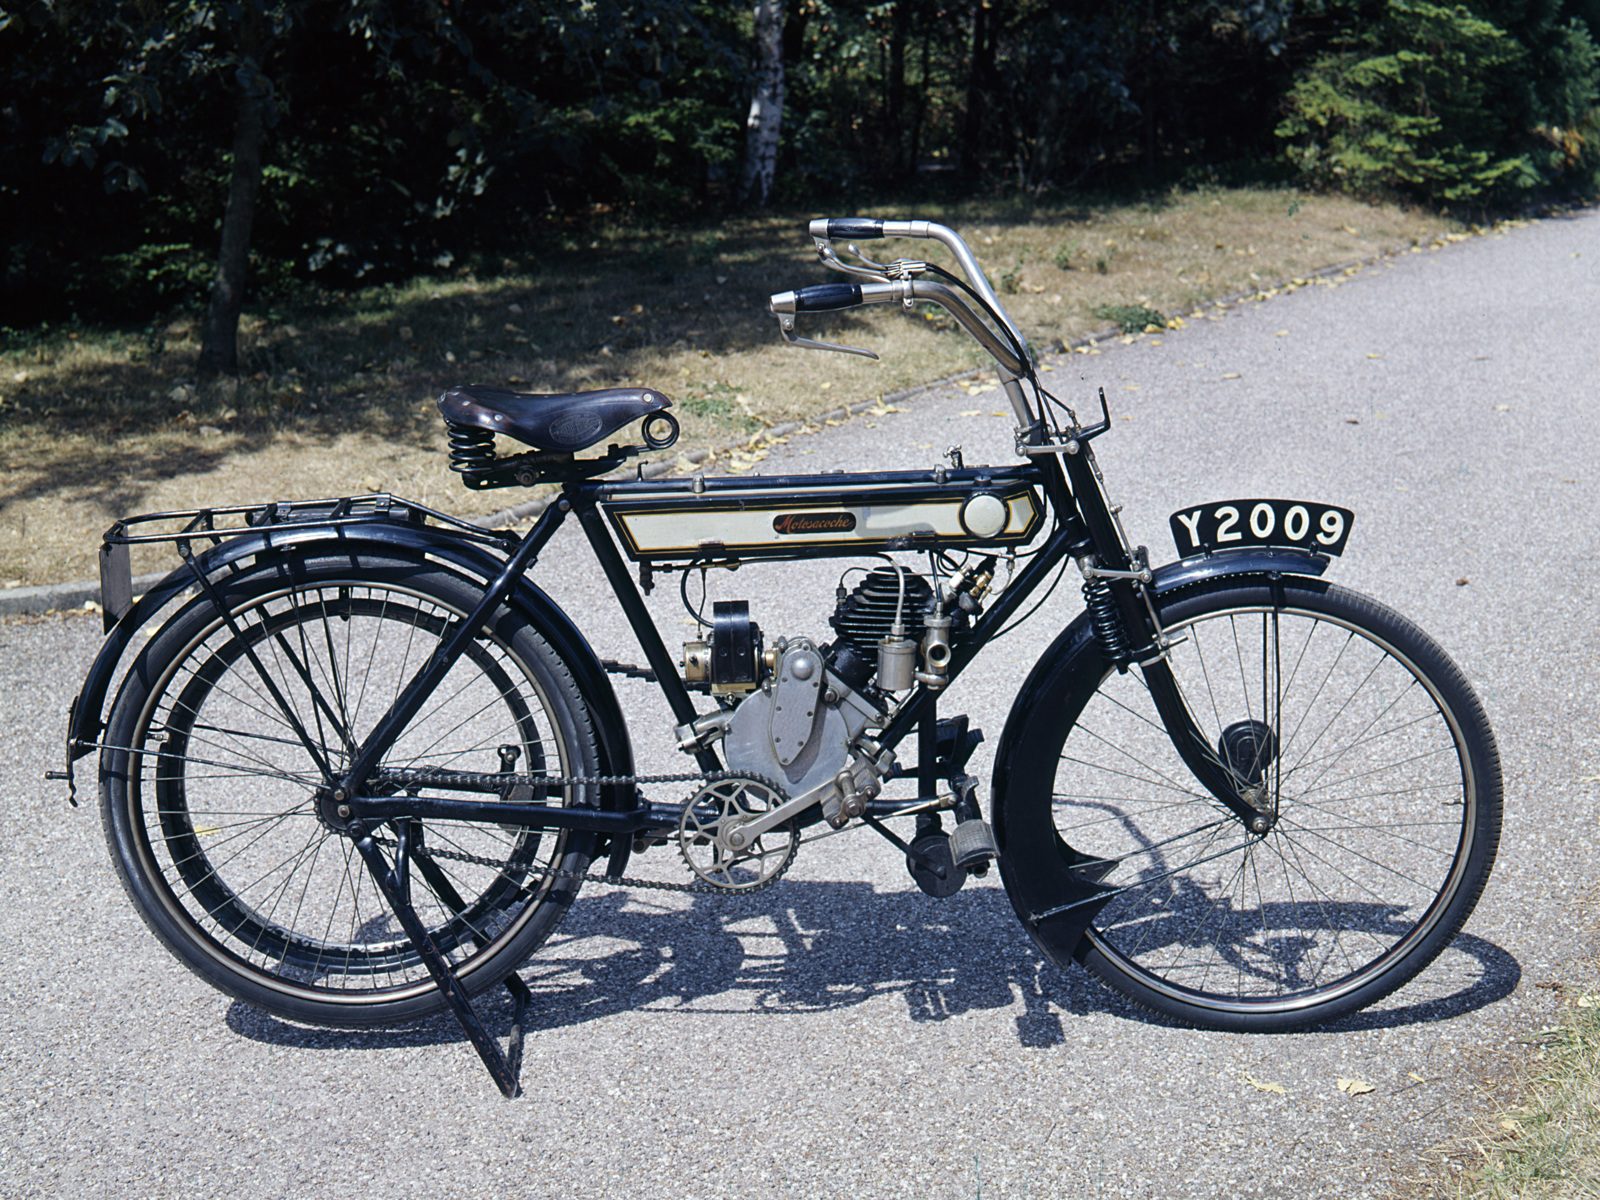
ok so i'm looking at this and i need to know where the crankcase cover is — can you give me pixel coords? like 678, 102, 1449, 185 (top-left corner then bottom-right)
725, 670, 879, 795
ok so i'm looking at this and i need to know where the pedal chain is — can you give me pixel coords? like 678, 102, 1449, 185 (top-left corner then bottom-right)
369, 769, 793, 896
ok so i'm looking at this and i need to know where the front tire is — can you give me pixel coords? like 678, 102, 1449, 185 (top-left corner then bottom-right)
99, 550, 600, 1029
1010, 575, 1501, 1032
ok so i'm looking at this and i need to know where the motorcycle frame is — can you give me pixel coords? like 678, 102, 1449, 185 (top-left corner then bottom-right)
58, 219, 1343, 1096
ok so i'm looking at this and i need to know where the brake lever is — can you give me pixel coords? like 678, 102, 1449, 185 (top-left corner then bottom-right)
772, 312, 880, 360
814, 240, 890, 281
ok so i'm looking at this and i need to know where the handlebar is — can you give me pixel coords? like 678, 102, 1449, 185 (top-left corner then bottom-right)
784, 282, 865, 312
807, 218, 942, 241
769, 278, 1027, 377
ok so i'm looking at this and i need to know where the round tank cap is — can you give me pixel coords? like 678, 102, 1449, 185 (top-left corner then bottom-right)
960, 493, 1008, 538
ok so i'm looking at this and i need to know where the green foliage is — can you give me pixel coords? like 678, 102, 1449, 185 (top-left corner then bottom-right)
1277, 1, 1600, 203
3, 0, 1598, 332
1093, 303, 1167, 332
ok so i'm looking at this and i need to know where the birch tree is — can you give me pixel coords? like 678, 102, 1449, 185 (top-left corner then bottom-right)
739, 0, 785, 206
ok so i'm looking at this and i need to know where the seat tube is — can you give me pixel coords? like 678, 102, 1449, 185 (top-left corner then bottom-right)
337, 499, 569, 797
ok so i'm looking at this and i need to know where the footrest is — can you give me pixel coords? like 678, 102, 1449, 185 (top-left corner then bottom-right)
949, 817, 998, 870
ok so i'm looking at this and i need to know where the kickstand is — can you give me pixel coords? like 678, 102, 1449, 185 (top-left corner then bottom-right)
350, 820, 528, 1098
503, 971, 531, 1082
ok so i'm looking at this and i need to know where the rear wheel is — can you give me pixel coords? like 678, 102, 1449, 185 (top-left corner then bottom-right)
100, 551, 599, 1028
1032, 576, 1500, 1031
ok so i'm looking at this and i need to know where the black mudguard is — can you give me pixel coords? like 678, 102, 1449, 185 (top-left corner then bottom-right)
990, 547, 1329, 969
66, 518, 637, 841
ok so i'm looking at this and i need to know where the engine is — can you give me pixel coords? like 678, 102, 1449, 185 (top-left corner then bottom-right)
677, 559, 996, 825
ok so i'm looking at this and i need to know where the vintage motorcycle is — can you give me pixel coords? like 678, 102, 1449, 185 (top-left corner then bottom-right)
56, 217, 1502, 1095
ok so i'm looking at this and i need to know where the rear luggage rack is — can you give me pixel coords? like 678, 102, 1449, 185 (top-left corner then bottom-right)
96, 493, 515, 629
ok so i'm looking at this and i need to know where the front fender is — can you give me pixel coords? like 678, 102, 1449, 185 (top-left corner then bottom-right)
66, 519, 635, 801
989, 546, 1330, 968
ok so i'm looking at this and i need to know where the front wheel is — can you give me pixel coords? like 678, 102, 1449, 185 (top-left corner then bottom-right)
99, 550, 601, 1029
1004, 575, 1501, 1032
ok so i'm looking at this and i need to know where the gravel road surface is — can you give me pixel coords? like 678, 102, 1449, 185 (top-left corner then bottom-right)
4, 210, 1598, 1199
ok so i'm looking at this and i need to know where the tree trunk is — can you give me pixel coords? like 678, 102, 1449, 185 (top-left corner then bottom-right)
960, 2, 993, 181
739, 0, 785, 207
198, 13, 268, 378
887, 3, 908, 177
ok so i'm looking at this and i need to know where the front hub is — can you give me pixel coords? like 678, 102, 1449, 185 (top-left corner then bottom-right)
1218, 720, 1279, 833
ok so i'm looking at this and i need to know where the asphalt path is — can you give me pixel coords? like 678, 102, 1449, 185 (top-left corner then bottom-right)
4, 209, 1599, 1199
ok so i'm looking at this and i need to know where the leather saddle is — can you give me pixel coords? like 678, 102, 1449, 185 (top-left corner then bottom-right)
438, 384, 672, 454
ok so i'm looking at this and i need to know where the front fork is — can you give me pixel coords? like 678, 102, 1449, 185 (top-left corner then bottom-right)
1053, 434, 1272, 834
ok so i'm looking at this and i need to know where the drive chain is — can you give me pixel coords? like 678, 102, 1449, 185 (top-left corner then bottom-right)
370, 768, 794, 896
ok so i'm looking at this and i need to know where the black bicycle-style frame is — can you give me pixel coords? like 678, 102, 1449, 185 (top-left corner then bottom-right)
61, 219, 1374, 1098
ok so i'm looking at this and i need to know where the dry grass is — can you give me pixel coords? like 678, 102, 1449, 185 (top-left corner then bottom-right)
0, 186, 1452, 588
1431, 994, 1600, 1199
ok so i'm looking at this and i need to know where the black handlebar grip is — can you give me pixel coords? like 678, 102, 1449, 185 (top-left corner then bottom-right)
792, 283, 865, 312
827, 218, 884, 240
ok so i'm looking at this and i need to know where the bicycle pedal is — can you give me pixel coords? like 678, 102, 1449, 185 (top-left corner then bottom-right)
949, 817, 997, 871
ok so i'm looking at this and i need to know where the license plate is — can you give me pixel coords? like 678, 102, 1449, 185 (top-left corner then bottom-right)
1168, 499, 1354, 558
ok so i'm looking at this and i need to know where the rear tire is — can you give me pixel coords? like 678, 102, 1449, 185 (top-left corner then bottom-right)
100, 550, 599, 1028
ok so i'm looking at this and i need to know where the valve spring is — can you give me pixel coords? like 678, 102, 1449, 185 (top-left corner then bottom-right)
1083, 577, 1132, 662
446, 422, 496, 474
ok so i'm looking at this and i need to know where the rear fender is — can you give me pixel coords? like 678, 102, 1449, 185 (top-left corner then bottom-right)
67, 522, 635, 809
990, 547, 1329, 968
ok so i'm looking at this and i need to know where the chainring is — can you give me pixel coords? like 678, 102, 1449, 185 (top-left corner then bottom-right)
677, 775, 798, 891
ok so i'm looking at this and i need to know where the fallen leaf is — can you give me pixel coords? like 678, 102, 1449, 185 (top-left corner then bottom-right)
960, 410, 982, 417
1500, 1119, 1521, 1131
1578, 994, 1599, 1008
1337, 1078, 1375, 1096
1456, 578, 1469, 586
362, 475, 384, 492
1222, 373, 1242, 380
1345, 418, 1360, 424
1244, 1074, 1287, 1096
1409, 1072, 1427, 1083
1365, 353, 1383, 359
990, 411, 1009, 417
1275, 330, 1290, 337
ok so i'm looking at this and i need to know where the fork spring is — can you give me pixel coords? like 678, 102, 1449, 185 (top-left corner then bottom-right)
1084, 577, 1131, 662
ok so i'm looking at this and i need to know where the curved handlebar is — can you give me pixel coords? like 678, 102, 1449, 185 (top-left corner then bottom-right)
786, 282, 864, 312
769, 278, 1025, 377
807, 217, 1028, 364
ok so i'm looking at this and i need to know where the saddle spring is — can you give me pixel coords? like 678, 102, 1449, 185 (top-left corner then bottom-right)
446, 422, 496, 475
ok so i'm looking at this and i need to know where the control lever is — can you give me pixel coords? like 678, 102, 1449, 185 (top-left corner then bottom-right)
772, 314, 879, 360
769, 283, 881, 360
